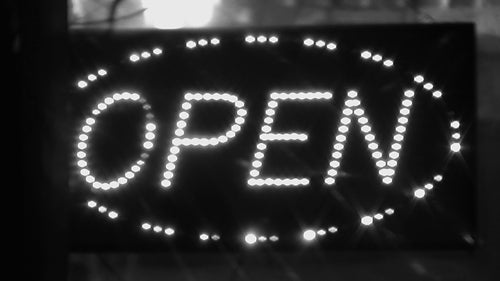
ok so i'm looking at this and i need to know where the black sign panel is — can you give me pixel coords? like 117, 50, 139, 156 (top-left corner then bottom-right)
69, 25, 475, 251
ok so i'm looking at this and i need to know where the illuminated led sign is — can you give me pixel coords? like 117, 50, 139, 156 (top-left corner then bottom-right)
70, 26, 474, 251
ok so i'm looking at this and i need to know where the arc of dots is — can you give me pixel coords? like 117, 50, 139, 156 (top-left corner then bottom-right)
87, 200, 119, 220
303, 37, 337, 50
186, 37, 220, 49
77, 68, 108, 89
245, 34, 279, 44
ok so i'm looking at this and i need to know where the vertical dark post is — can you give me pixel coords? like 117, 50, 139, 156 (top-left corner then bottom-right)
19, 0, 68, 280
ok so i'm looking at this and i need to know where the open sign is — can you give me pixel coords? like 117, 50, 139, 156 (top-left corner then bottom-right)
70, 26, 474, 250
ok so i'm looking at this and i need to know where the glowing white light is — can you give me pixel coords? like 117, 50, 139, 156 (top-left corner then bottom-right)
257, 35, 267, 43
383, 59, 394, 67
304, 38, 314, 46
414, 75, 424, 83
423, 83, 433, 90
434, 175, 443, 182
143, 141, 154, 149
361, 216, 373, 226
210, 38, 220, 45
269, 236, 279, 242
98, 206, 107, 213
164, 228, 175, 236
245, 233, 257, 245
152, 48, 162, 55
198, 39, 208, 46
424, 183, 434, 190
315, 40, 325, 47
382, 177, 392, 184
432, 91, 442, 98
328, 226, 338, 233
414, 188, 426, 199
153, 226, 162, 233
108, 211, 118, 219
372, 54, 382, 62
450, 121, 460, 129
326, 42, 336, 50
146, 123, 157, 131
141, 51, 151, 58
258, 236, 267, 242
245, 35, 256, 43
88, 74, 97, 81
452, 133, 461, 139
77, 80, 88, 88
374, 213, 384, 220
450, 142, 461, 152
211, 234, 220, 241
142, 223, 151, 230
186, 40, 196, 49
87, 201, 97, 208
142, 0, 219, 29
385, 208, 395, 215
77, 142, 87, 150
361, 50, 372, 59
97, 69, 107, 76
303, 229, 316, 241
317, 229, 326, 236
129, 54, 140, 62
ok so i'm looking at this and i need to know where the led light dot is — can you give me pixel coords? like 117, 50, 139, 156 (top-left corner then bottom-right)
424, 183, 434, 190
87, 74, 97, 81
245, 35, 255, 43
210, 38, 220, 45
315, 40, 325, 47
317, 229, 326, 236
432, 91, 442, 98
245, 233, 257, 245
326, 42, 336, 50
87, 201, 97, 208
372, 54, 382, 62
97, 69, 107, 76
414, 188, 426, 198
304, 38, 314, 46
361, 50, 372, 59
152, 48, 162, 55
269, 36, 278, 43
141, 51, 151, 58
361, 216, 373, 226
450, 142, 461, 152
303, 229, 316, 241
198, 39, 208, 46
450, 121, 460, 129
186, 41, 196, 48
374, 213, 384, 220
142, 223, 151, 230
164, 228, 175, 236
108, 211, 118, 219
383, 59, 394, 67
414, 75, 424, 83
257, 35, 267, 43
423, 83, 434, 90
129, 54, 140, 62
434, 175, 443, 182
98, 206, 107, 213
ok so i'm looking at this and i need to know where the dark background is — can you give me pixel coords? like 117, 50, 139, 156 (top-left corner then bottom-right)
17, 0, 499, 280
